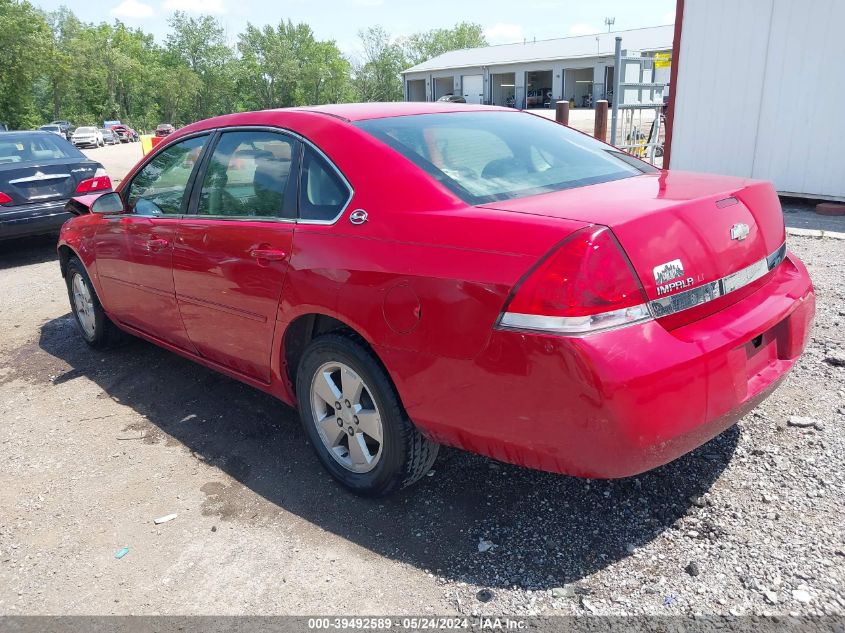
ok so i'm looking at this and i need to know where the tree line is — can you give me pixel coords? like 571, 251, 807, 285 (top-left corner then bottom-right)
0, 0, 487, 131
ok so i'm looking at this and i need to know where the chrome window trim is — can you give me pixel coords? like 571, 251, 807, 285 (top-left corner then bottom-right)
296, 139, 354, 226
181, 215, 297, 224
188, 127, 301, 223
647, 242, 787, 319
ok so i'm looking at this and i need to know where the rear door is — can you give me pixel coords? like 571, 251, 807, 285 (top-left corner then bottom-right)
93, 134, 209, 349
172, 129, 300, 382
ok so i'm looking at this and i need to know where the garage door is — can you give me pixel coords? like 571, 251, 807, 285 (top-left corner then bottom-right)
462, 75, 484, 104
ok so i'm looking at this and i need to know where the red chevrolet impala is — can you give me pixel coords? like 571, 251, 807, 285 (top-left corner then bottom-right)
57, 103, 815, 496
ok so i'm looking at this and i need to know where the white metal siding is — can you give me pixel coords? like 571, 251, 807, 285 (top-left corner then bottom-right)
671, 0, 845, 200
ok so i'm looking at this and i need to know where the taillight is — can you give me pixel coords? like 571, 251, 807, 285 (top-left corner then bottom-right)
75, 171, 112, 194
0, 192, 12, 205
498, 226, 652, 335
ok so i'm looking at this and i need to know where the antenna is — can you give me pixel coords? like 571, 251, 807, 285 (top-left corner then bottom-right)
604, 17, 615, 32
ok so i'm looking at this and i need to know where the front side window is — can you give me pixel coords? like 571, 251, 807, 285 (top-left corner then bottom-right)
299, 147, 350, 222
126, 135, 207, 216
356, 111, 653, 205
197, 131, 297, 219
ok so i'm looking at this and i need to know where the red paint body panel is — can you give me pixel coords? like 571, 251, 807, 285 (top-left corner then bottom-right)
173, 218, 294, 382
58, 105, 816, 479
377, 254, 814, 477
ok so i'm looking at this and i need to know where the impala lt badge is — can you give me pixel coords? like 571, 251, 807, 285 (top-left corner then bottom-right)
654, 259, 694, 296
653, 259, 685, 284
731, 223, 750, 241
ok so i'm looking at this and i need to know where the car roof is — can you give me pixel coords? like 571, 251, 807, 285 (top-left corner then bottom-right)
4, 130, 53, 136
290, 102, 511, 122
175, 103, 521, 139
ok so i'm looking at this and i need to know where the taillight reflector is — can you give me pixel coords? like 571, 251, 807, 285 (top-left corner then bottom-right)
498, 226, 652, 335
0, 192, 12, 205
75, 175, 112, 194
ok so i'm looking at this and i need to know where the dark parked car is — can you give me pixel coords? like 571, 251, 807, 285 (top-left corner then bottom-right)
155, 123, 175, 137
100, 128, 119, 145
437, 94, 466, 103
50, 120, 75, 140
0, 131, 111, 240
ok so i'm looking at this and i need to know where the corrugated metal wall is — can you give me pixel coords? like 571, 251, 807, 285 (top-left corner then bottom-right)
670, 0, 845, 200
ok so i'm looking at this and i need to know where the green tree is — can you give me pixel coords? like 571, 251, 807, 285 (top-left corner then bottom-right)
165, 12, 235, 119
237, 20, 352, 110
403, 22, 487, 66
42, 7, 80, 120
0, 0, 50, 128
353, 26, 406, 102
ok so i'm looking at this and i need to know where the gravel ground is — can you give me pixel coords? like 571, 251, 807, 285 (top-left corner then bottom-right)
0, 234, 842, 616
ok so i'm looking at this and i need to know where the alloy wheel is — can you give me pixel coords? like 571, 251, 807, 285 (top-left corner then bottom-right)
310, 361, 383, 473
71, 272, 96, 338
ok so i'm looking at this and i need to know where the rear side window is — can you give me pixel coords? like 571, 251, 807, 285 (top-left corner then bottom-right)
197, 130, 298, 219
299, 147, 351, 222
0, 134, 82, 164
126, 135, 207, 216
356, 111, 652, 205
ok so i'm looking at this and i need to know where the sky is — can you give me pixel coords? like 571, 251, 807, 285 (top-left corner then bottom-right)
33, 0, 676, 59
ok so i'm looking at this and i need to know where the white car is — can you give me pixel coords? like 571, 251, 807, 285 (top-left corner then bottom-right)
70, 126, 103, 148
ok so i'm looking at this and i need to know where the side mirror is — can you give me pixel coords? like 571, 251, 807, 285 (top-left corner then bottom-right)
91, 192, 125, 215
65, 192, 125, 216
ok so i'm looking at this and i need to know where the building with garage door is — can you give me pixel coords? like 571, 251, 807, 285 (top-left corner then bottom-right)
402, 25, 673, 109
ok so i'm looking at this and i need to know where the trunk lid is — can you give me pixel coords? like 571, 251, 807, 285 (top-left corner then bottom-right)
0, 159, 99, 206
480, 171, 786, 326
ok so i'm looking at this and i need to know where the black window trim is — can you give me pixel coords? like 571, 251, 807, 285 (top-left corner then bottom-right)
121, 130, 213, 219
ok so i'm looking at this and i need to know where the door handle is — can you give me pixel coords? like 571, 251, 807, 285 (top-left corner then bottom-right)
250, 248, 287, 261
146, 238, 170, 252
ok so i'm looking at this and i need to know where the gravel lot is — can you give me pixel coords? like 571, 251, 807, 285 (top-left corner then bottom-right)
0, 220, 843, 615
80, 141, 145, 185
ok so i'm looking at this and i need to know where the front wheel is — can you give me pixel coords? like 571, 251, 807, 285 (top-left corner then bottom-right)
296, 333, 438, 496
65, 257, 118, 348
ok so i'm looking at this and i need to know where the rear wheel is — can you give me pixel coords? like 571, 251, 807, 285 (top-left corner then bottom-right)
296, 333, 438, 496
65, 257, 119, 349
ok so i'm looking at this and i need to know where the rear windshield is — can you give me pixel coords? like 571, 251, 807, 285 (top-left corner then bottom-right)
356, 111, 653, 205
39, 125, 60, 131
0, 134, 83, 164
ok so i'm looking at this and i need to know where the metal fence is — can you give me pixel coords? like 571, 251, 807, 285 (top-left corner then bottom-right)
610, 37, 669, 167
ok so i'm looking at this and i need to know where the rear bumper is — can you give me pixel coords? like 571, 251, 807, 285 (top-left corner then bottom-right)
0, 200, 71, 240
385, 253, 815, 478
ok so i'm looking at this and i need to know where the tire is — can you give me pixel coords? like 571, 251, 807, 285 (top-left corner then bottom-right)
65, 257, 119, 349
296, 333, 438, 496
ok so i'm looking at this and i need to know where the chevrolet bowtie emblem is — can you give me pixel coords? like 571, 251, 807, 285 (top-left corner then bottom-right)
730, 223, 750, 241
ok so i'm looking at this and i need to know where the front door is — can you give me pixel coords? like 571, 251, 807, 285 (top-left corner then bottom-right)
93, 134, 209, 350
172, 129, 300, 382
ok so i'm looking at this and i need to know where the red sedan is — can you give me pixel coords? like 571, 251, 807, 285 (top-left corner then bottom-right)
57, 103, 815, 496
